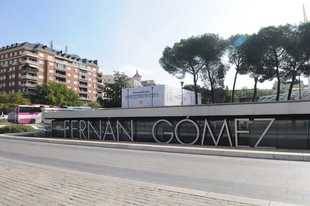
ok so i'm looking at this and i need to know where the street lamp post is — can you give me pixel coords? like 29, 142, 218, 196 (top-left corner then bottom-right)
180, 81, 184, 106
298, 74, 302, 100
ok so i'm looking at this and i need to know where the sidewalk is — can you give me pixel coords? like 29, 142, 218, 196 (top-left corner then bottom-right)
0, 157, 301, 206
0, 133, 310, 162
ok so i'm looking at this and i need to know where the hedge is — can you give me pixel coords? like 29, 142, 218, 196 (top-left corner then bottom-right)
0, 125, 35, 134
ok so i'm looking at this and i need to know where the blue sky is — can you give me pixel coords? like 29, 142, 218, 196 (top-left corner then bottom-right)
0, 0, 308, 89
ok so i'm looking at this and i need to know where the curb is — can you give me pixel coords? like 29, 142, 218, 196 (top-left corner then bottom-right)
0, 133, 310, 162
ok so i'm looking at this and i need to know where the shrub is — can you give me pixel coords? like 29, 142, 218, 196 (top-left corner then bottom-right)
0, 125, 35, 134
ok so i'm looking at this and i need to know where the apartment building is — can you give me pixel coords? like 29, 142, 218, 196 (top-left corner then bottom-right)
0, 42, 103, 101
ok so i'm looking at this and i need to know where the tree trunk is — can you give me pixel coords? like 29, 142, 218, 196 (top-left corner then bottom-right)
231, 71, 238, 103
210, 80, 215, 104
298, 75, 302, 100
207, 70, 215, 103
193, 73, 198, 105
252, 77, 258, 102
287, 74, 296, 101
276, 70, 281, 101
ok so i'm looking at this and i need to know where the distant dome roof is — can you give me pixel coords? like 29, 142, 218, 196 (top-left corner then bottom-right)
132, 70, 142, 80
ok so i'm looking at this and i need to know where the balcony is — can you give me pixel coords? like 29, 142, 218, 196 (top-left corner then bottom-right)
22, 65, 39, 72
97, 83, 104, 88
55, 72, 66, 78
79, 78, 88, 83
79, 83, 88, 88
23, 51, 38, 58
55, 76, 66, 83
23, 81, 38, 88
79, 93, 88, 100
97, 73, 103, 81
79, 89, 88, 94
22, 59, 39, 68
21, 73, 38, 81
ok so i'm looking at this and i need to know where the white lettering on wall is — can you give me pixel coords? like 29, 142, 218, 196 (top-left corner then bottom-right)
254, 118, 275, 147
59, 117, 275, 148
79, 120, 87, 139
234, 119, 250, 147
70, 120, 79, 138
152, 119, 174, 143
202, 119, 232, 146
116, 120, 134, 141
88, 120, 101, 140
103, 121, 116, 141
175, 119, 200, 145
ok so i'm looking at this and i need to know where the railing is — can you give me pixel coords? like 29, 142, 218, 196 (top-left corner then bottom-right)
24, 81, 37, 88
79, 77, 88, 83
21, 74, 38, 81
79, 90, 88, 94
79, 84, 88, 88
55, 72, 66, 78
23, 59, 39, 68
23, 51, 38, 58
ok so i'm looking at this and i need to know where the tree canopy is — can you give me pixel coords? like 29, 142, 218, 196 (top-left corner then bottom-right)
30, 82, 82, 107
98, 72, 130, 108
160, 22, 310, 103
255, 26, 287, 101
0, 92, 31, 113
228, 34, 249, 102
198, 34, 227, 103
159, 34, 227, 104
280, 24, 310, 100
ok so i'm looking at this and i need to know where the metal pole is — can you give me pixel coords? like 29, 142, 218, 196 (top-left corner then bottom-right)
181, 81, 184, 106
151, 86, 154, 107
299, 75, 302, 100
127, 88, 129, 108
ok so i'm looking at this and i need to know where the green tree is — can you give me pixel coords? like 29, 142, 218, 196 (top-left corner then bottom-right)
281, 24, 310, 100
100, 72, 130, 108
160, 34, 226, 104
30, 82, 82, 106
300, 22, 310, 58
224, 86, 231, 103
159, 36, 205, 104
200, 62, 227, 103
228, 34, 249, 102
257, 26, 288, 101
198, 34, 227, 103
0, 92, 31, 112
87, 101, 100, 108
240, 34, 267, 102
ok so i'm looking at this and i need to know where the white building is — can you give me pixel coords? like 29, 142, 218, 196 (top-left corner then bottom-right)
122, 85, 201, 108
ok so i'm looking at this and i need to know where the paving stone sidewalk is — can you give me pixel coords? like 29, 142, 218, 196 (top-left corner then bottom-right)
0, 158, 259, 206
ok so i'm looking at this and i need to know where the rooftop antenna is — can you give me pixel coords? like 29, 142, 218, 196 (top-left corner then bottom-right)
303, 4, 308, 23
50, 41, 54, 50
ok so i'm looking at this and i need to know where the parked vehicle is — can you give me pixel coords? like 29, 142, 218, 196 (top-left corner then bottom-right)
8, 105, 44, 124
0, 112, 8, 120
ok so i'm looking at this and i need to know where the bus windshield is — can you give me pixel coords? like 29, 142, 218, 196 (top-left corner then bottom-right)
19, 106, 42, 113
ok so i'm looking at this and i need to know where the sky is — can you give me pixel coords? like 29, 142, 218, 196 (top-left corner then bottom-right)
0, 0, 308, 89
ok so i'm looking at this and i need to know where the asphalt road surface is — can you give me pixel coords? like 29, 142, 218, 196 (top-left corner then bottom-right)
0, 137, 309, 205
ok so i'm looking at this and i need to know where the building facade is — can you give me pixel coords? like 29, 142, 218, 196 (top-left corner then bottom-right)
122, 85, 201, 108
0, 42, 103, 101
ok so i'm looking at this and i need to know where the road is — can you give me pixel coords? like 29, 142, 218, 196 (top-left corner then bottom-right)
0, 137, 309, 205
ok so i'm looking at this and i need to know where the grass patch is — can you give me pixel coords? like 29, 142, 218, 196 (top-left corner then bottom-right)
0, 125, 35, 134
0, 120, 11, 125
